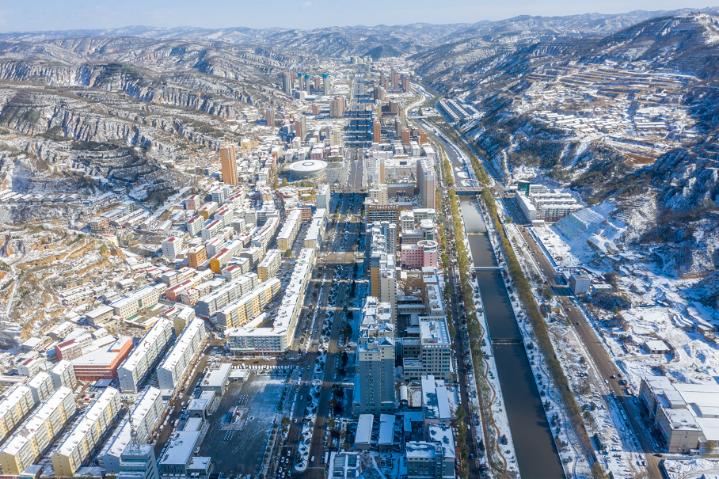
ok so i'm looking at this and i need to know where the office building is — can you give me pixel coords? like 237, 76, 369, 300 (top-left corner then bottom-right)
403, 318, 452, 381
354, 297, 395, 414
219, 145, 238, 186
417, 159, 436, 209
118, 443, 160, 479
400, 240, 439, 269
52, 387, 122, 477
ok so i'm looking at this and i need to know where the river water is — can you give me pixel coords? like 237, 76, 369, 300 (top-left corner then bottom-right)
460, 199, 565, 478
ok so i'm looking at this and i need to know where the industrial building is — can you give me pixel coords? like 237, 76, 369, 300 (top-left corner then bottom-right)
639, 376, 719, 453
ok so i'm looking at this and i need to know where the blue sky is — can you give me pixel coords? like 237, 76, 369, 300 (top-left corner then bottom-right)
0, 0, 715, 32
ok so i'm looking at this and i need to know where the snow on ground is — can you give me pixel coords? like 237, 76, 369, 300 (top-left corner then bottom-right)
531, 205, 719, 391
663, 458, 719, 478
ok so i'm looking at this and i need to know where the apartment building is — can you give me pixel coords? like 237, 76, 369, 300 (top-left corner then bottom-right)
0, 387, 76, 475
157, 318, 207, 394
118, 319, 174, 393
215, 278, 281, 329
0, 386, 36, 443
52, 387, 122, 477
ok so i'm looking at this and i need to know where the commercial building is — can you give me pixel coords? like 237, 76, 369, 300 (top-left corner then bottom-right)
72, 337, 133, 381
117, 443, 160, 479
157, 318, 207, 394
0, 387, 76, 475
99, 387, 166, 473
219, 144, 238, 186
158, 430, 212, 478
52, 387, 122, 477
226, 248, 314, 353
200, 363, 232, 395
404, 318, 453, 381
421, 376, 452, 424
257, 249, 281, 282
118, 319, 174, 393
354, 297, 396, 414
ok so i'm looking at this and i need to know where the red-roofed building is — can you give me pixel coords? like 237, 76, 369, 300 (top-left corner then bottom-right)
72, 337, 133, 381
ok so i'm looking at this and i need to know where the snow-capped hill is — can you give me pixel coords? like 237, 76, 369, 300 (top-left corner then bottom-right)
586, 13, 719, 78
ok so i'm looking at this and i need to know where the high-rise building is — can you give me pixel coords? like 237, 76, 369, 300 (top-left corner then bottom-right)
355, 297, 395, 414
281, 70, 293, 95
264, 108, 275, 128
373, 119, 381, 143
219, 145, 238, 186
118, 443, 160, 479
417, 159, 436, 209
330, 96, 346, 118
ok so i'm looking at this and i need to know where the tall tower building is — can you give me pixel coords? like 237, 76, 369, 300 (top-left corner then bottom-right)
355, 297, 395, 414
373, 119, 381, 143
220, 145, 238, 186
417, 159, 436, 209
282, 71, 293, 95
